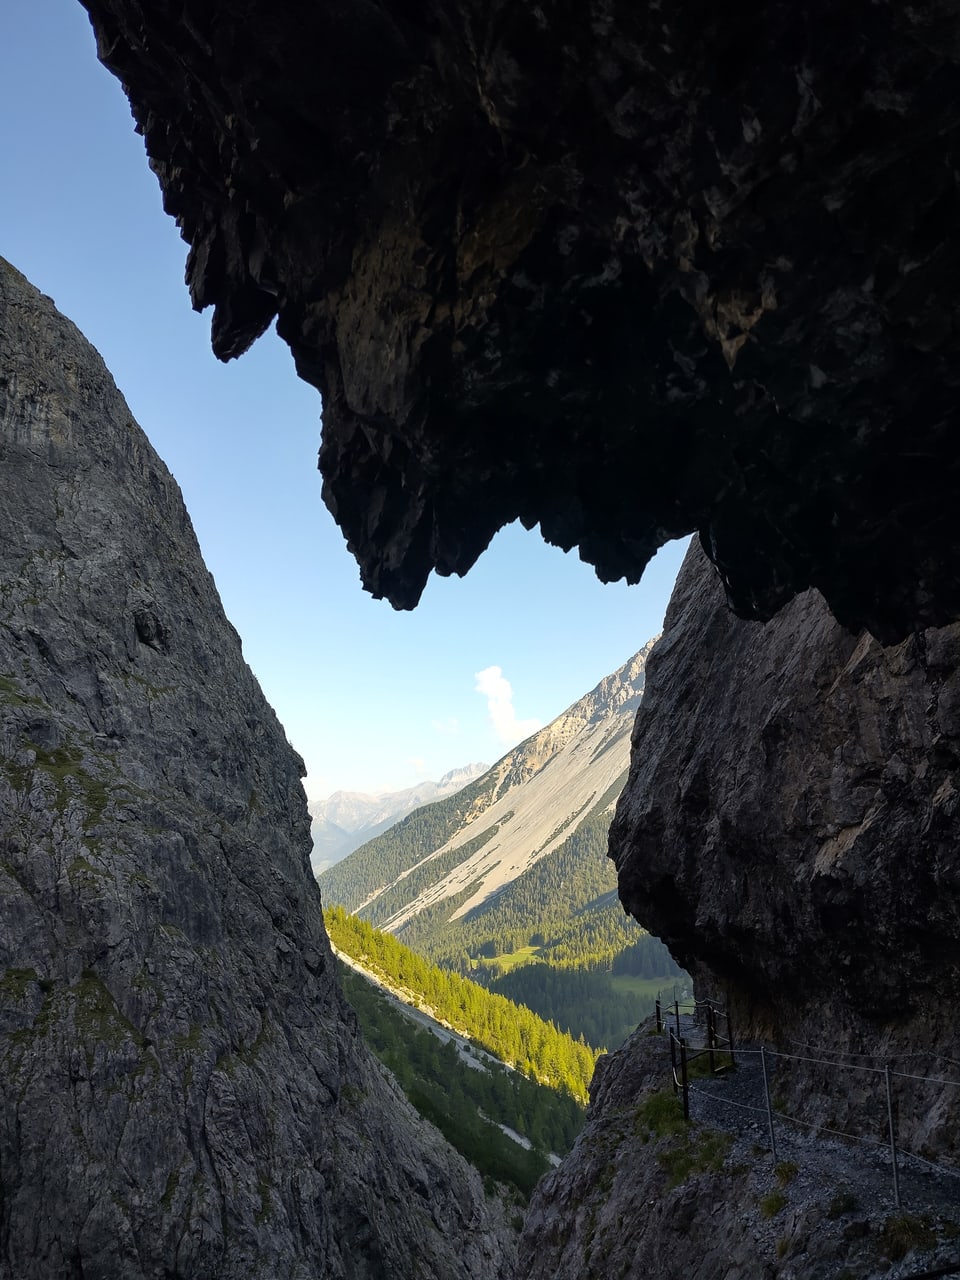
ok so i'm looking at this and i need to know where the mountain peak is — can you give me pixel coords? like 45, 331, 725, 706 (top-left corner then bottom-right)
311, 762, 490, 871
319, 642, 658, 925
438, 762, 489, 788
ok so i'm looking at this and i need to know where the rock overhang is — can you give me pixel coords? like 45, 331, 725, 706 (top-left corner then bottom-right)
79, 0, 960, 641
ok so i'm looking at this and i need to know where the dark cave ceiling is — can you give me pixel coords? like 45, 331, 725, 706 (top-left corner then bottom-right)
80, 0, 960, 641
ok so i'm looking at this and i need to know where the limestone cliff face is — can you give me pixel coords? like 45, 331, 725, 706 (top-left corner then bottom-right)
78, 0, 960, 640
0, 258, 512, 1279
610, 543, 960, 1155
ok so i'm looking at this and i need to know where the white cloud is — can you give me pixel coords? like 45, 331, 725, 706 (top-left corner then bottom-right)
474, 665, 541, 745
407, 756, 428, 774
430, 716, 460, 736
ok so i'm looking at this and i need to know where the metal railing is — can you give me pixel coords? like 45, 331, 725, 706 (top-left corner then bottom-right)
651, 997, 960, 1213
658, 996, 735, 1120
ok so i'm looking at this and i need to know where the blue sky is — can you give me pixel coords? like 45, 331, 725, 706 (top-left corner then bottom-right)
2, 2, 689, 802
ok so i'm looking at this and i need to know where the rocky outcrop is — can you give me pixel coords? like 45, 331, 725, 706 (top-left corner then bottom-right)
518, 1026, 789, 1280
519, 1016, 960, 1279
517, 543, 960, 1278
610, 542, 960, 1156
78, 0, 960, 640
0, 258, 513, 1279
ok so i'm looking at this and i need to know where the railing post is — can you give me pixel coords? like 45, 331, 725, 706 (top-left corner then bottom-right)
674, 999, 681, 1040
725, 1010, 735, 1067
669, 1029, 677, 1099
760, 1046, 777, 1163
656, 997, 662, 1034
884, 1064, 902, 1209
679, 1036, 690, 1120
707, 1004, 716, 1075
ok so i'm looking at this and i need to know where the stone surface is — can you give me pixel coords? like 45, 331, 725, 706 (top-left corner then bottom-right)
518, 545, 960, 1277
78, 0, 960, 640
519, 1016, 960, 1279
517, 1025, 794, 1280
0, 257, 513, 1279
610, 542, 960, 1156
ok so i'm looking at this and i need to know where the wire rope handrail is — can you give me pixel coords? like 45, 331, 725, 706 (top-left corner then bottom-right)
709, 1044, 960, 1088
655, 1008, 960, 1210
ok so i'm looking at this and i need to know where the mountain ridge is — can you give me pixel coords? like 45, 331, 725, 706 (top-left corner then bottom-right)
311, 762, 489, 870
318, 642, 656, 930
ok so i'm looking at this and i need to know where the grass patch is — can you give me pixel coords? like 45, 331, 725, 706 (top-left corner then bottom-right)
39, 748, 109, 824
67, 855, 108, 883
73, 970, 144, 1067
0, 967, 38, 1000
775, 1160, 799, 1188
634, 1088, 688, 1141
255, 1176, 272, 1224
759, 1190, 787, 1219
173, 1024, 203, 1052
609, 975, 679, 1001
633, 1088, 732, 1187
475, 946, 542, 974
0, 676, 45, 709
2, 757, 33, 793
7, 979, 57, 1047
216, 1023, 271, 1077
687, 1048, 736, 1079
659, 1128, 733, 1188
160, 1166, 181, 1212
879, 1214, 936, 1262
120, 672, 173, 698
8, 741, 112, 827
8, 972, 143, 1071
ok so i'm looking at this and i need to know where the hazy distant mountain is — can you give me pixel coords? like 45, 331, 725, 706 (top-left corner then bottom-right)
317, 642, 657, 923
310, 763, 488, 872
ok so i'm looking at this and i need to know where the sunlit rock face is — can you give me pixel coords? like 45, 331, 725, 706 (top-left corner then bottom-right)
0, 258, 513, 1280
79, 0, 960, 641
610, 542, 960, 1157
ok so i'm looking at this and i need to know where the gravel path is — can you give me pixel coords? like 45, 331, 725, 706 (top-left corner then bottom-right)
668, 1014, 960, 1276
687, 1043, 960, 1218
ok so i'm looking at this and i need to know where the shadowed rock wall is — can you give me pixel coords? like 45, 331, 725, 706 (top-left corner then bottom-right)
610, 542, 960, 1155
78, 0, 960, 640
0, 258, 512, 1280
513, 544, 960, 1278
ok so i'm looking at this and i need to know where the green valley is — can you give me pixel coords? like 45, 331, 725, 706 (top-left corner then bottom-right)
401, 809, 686, 1049
337, 962, 583, 1199
325, 905, 598, 1102
320, 643, 688, 1093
